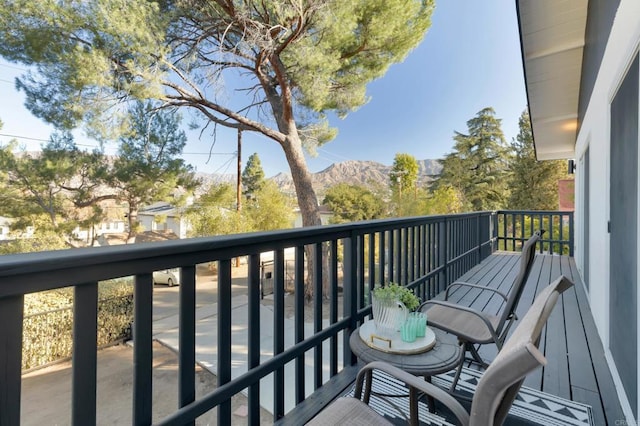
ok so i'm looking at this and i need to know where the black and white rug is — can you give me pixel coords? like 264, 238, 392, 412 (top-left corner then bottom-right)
344, 367, 594, 426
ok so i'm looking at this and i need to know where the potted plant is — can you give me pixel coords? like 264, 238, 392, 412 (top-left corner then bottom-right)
371, 283, 420, 336
372, 283, 420, 311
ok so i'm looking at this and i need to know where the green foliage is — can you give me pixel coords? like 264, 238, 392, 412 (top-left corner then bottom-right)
242, 153, 265, 197
508, 110, 569, 210
0, 133, 107, 236
185, 183, 238, 237
0, 0, 434, 231
244, 180, 294, 231
111, 102, 198, 240
389, 153, 419, 198
373, 282, 420, 311
0, 230, 68, 254
434, 107, 510, 211
497, 214, 571, 255
323, 183, 384, 223
187, 180, 293, 236
423, 186, 465, 215
22, 278, 134, 370
0, 111, 197, 244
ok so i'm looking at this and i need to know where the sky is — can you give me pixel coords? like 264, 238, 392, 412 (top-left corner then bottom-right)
0, 0, 527, 178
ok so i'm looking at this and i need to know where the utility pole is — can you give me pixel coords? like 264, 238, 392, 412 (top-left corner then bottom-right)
237, 129, 242, 212
235, 129, 242, 267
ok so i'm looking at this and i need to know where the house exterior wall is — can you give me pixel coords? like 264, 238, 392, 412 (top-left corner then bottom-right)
573, 0, 640, 419
137, 214, 187, 239
578, 0, 621, 124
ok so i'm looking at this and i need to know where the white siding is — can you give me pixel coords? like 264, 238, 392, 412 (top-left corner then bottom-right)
574, 0, 640, 418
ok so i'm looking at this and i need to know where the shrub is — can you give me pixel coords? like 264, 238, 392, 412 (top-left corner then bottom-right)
22, 278, 134, 370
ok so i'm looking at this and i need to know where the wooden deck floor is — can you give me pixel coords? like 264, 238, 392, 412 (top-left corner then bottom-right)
447, 252, 625, 426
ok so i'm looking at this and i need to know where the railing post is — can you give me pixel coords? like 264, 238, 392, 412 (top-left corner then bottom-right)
133, 273, 153, 426
248, 254, 262, 423
438, 219, 448, 291
294, 246, 306, 404
218, 259, 233, 424
343, 233, 358, 366
273, 250, 285, 420
476, 213, 482, 263
72, 282, 98, 426
0, 295, 23, 426
179, 265, 196, 426
569, 211, 575, 256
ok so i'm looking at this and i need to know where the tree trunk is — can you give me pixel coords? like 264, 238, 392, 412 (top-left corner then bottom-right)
280, 134, 334, 300
126, 208, 138, 244
280, 135, 321, 227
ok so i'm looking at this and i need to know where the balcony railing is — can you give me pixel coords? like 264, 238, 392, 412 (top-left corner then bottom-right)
0, 210, 573, 425
496, 210, 574, 256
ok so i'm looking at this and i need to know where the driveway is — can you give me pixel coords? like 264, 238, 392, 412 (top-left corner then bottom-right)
20, 263, 273, 425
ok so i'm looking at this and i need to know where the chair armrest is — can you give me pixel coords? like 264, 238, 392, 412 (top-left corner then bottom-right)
445, 281, 508, 301
355, 361, 470, 426
418, 300, 501, 345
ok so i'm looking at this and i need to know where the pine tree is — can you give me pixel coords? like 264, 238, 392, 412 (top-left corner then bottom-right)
508, 110, 568, 210
241, 153, 265, 198
434, 107, 510, 211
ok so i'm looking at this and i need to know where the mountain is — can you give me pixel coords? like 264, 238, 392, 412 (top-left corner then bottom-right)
263, 159, 441, 196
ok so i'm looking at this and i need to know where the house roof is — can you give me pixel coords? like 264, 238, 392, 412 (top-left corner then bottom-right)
516, 0, 588, 160
139, 202, 181, 217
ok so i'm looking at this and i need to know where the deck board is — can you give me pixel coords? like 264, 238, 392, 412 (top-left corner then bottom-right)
442, 252, 625, 425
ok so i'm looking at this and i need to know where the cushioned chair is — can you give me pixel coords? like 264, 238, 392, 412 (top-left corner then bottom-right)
420, 230, 543, 389
307, 275, 573, 426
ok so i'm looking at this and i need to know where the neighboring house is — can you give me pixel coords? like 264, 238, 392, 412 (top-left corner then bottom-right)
518, 0, 639, 421
292, 205, 333, 228
0, 216, 34, 241
0, 217, 11, 241
138, 202, 190, 239
72, 220, 127, 244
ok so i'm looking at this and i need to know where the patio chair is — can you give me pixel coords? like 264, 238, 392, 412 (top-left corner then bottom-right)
420, 229, 543, 380
307, 275, 574, 426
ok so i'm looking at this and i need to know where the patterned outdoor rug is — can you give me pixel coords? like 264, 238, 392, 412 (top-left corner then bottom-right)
344, 367, 594, 426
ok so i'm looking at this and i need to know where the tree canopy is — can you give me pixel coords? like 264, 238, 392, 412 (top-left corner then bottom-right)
0, 105, 197, 245
109, 102, 198, 241
0, 132, 107, 237
508, 110, 568, 210
0, 0, 435, 232
434, 107, 510, 211
389, 153, 419, 199
186, 180, 292, 236
323, 183, 384, 224
242, 153, 266, 197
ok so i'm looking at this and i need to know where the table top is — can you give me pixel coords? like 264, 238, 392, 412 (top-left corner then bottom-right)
349, 324, 463, 377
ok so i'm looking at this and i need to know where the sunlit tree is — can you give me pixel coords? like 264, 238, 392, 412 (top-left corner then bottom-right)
508, 110, 568, 210
434, 107, 510, 210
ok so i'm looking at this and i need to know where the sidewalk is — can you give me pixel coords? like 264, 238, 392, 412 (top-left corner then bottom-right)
153, 294, 344, 415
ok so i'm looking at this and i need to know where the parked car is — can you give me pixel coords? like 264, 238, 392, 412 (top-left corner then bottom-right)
152, 268, 180, 286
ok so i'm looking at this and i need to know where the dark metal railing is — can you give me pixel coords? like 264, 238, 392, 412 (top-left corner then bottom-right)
496, 210, 574, 256
0, 210, 567, 425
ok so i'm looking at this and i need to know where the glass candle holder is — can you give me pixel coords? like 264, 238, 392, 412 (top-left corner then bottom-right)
409, 312, 427, 337
400, 319, 417, 343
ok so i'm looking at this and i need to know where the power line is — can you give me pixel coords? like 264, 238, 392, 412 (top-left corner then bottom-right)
0, 132, 48, 142
0, 132, 238, 159
0, 63, 27, 71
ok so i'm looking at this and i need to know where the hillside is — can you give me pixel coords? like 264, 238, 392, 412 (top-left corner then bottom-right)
257, 159, 440, 196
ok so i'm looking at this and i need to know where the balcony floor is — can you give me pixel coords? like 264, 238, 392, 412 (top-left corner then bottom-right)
447, 252, 625, 426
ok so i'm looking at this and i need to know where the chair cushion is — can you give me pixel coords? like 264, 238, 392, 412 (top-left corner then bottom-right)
427, 304, 501, 343
306, 397, 394, 425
